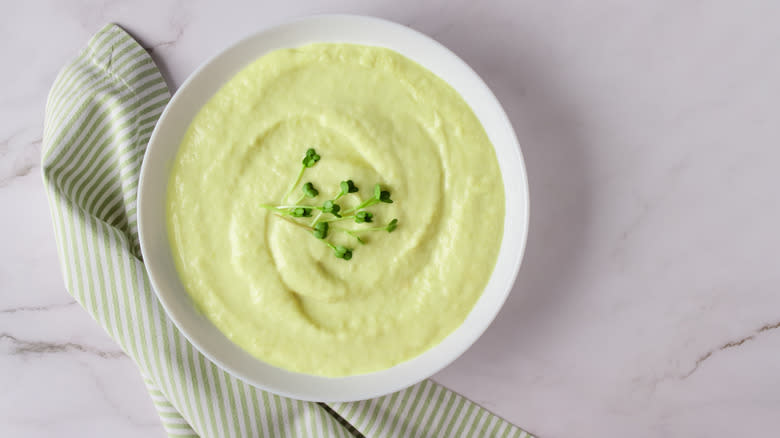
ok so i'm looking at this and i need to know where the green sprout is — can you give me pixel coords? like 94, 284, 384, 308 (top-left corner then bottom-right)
302, 148, 321, 167
375, 183, 393, 203
330, 218, 398, 245
345, 218, 398, 234
290, 207, 312, 217
387, 218, 398, 232
320, 200, 341, 217
312, 221, 329, 239
302, 182, 319, 198
334, 179, 359, 201
260, 149, 398, 260
331, 226, 366, 244
326, 242, 353, 260
343, 184, 393, 214
355, 211, 373, 223
319, 210, 373, 225
282, 148, 320, 201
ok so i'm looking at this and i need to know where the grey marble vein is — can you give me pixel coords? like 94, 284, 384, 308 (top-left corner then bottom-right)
0, 333, 125, 359
681, 320, 780, 379
0, 301, 77, 314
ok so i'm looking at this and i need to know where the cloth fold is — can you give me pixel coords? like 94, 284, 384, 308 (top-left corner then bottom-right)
41, 23, 532, 438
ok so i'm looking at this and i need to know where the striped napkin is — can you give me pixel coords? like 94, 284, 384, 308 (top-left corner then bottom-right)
41, 23, 532, 438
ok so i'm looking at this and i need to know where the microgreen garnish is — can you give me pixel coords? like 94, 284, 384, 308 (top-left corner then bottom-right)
302, 182, 319, 198
343, 184, 393, 215
312, 221, 329, 239
326, 242, 353, 260
321, 199, 341, 217
291, 207, 312, 217
355, 211, 373, 223
338, 219, 398, 236
375, 183, 393, 203
335, 180, 358, 200
387, 218, 398, 232
332, 226, 366, 244
283, 148, 321, 202
260, 149, 398, 260
302, 148, 321, 167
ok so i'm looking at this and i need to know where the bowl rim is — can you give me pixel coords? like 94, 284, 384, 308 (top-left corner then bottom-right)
138, 13, 530, 402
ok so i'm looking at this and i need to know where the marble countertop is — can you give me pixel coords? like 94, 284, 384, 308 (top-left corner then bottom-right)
3, 1, 780, 437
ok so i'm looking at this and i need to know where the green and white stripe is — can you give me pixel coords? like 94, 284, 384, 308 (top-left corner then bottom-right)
41, 23, 533, 438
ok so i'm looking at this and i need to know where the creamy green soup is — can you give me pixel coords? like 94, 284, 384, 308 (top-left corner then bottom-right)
167, 43, 504, 376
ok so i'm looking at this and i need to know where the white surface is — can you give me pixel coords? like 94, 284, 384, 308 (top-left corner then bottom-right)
2, 0, 780, 436
139, 14, 529, 402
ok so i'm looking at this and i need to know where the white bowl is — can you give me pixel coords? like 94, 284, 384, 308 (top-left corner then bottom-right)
138, 14, 529, 402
